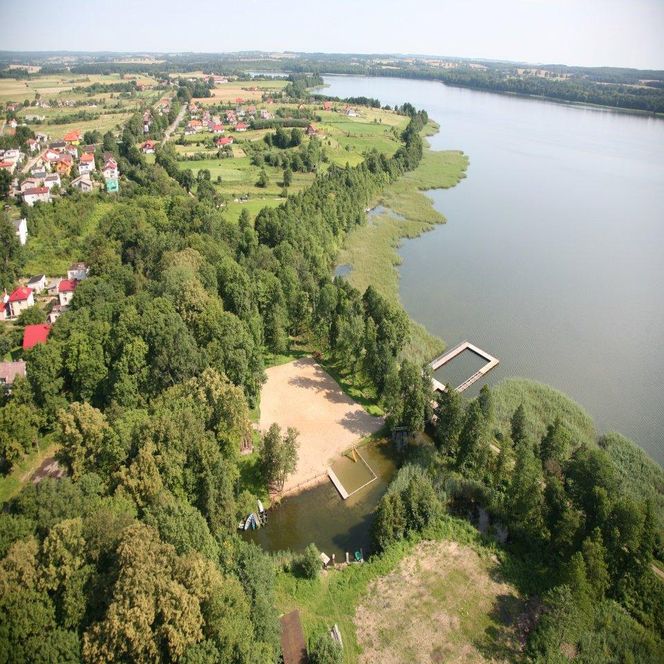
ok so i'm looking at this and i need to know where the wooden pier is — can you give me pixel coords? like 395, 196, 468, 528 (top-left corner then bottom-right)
429, 340, 499, 393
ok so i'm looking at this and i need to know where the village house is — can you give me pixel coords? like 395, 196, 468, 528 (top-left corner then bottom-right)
71, 174, 94, 193
64, 144, 79, 159
81, 144, 96, 154
235, 122, 248, 132
67, 262, 89, 281
323, 101, 332, 111
46, 278, 62, 297
26, 138, 39, 152
44, 173, 61, 190
260, 109, 272, 120
58, 279, 77, 306
35, 131, 49, 143
63, 130, 81, 145
27, 275, 47, 292
344, 106, 358, 117
141, 140, 156, 154
23, 324, 51, 351
0, 160, 16, 174
23, 186, 51, 206
47, 303, 65, 324
211, 124, 224, 134
216, 136, 234, 147
0, 361, 26, 393
79, 152, 95, 173
102, 159, 119, 180
20, 178, 41, 193
306, 124, 318, 137
31, 168, 47, 180
8, 286, 34, 318
50, 140, 66, 150
55, 154, 73, 176
13, 218, 28, 246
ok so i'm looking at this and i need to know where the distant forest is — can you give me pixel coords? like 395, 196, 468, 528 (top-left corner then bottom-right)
2, 51, 663, 113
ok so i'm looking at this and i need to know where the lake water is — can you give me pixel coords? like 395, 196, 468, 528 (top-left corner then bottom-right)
324, 75, 664, 466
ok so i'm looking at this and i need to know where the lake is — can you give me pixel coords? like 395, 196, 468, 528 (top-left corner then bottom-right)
324, 75, 664, 466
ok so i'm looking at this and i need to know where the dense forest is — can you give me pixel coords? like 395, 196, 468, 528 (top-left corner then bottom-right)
1, 78, 663, 662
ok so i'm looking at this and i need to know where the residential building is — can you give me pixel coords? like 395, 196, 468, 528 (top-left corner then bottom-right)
47, 304, 65, 324
141, 140, 156, 154
63, 130, 81, 145
235, 122, 248, 132
8, 286, 34, 318
58, 279, 78, 306
27, 275, 47, 292
67, 263, 89, 281
0, 361, 26, 393
20, 178, 40, 193
44, 173, 61, 190
23, 324, 51, 350
79, 152, 95, 173
23, 186, 50, 206
71, 174, 94, 193
0, 160, 16, 174
102, 160, 119, 180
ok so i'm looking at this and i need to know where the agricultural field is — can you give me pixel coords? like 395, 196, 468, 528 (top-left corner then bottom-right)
0, 71, 162, 140
173, 102, 412, 215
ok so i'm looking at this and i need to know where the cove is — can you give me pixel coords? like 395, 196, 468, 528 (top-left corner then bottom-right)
324, 75, 664, 466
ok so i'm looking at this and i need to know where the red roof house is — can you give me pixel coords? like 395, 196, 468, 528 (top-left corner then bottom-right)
216, 136, 234, 146
235, 122, 248, 132
8, 286, 34, 316
23, 324, 51, 350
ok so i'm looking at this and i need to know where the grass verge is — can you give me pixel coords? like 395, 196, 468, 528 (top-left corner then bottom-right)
0, 437, 59, 504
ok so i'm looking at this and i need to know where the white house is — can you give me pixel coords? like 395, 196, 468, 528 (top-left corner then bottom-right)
67, 263, 89, 281
102, 160, 119, 180
13, 218, 28, 246
43, 174, 61, 190
58, 279, 78, 307
27, 275, 47, 292
79, 153, 95, 173
23, 186, 50, 206
7, 287, 34, 318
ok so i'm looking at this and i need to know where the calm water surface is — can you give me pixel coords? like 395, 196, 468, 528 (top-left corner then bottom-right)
325, 75, 664, 465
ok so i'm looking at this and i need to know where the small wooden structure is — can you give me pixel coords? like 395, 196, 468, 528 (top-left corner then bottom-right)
429, 340, 499, 393
281, 610, 308, 664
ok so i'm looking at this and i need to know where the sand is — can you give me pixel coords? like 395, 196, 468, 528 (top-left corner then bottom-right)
258, 357, 384, 493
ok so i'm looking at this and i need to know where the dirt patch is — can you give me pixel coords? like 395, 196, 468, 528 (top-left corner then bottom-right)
28, 456, 66, 484
259, 357, 384, 494
354, 540, 523, 664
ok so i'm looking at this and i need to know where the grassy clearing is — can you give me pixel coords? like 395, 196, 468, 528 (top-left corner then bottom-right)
0, 438, 59, 504
24, 200, 114, 276
222, 198, 283, 224
491, 378, 597, 448
274, 516, 523, 664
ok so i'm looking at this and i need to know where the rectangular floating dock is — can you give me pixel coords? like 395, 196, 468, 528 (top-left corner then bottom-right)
430, 340, 499, 393
327, 449, 377, 500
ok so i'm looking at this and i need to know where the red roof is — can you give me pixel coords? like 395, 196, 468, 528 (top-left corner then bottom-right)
23, 324, 51, 350
63, 130, 81, 141
23, 187, 49, 196
235, 122, 248, 130
217, 137, 233, 145
80, 153, 94, 163
58, 279, 77, 293
0, 161, 12, 169
8, 287, 33, 303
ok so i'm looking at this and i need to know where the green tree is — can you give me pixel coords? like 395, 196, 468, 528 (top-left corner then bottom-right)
297, 543, 321, 580
309, 633, 343, 664
258, 424, 299, 491
256, 168, 269, 188
510, 403, 527, 449
434, 385, 465, 458
283, 167, 293, 187
0, 212, 24, 289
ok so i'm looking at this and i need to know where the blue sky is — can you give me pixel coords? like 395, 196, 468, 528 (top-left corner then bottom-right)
1, 0, 663, 69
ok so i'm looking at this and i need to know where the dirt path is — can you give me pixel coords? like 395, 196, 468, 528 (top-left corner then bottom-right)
163, 105, 186, 142
354, 540, 523, 664
259, 357, 384, 494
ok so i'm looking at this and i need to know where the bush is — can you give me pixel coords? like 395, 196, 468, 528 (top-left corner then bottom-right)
309, 632, 343, 664
296, 543, 321, 580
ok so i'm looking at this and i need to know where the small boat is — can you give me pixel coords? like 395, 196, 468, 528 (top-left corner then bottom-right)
243, 515, 252, 531
257, 499, 265, 514
249, 513, 258, 530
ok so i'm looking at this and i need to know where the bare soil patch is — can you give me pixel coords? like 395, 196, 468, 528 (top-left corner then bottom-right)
259, 357, 384, 493
354, 540, 523, 664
